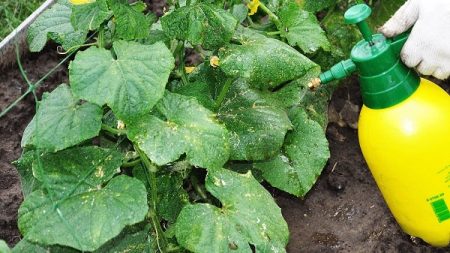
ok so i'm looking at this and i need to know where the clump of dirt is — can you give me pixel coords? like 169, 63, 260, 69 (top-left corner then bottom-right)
0, 46, 68, 246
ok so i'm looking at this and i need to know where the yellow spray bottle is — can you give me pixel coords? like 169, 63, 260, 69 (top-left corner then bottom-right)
318, 4, 450, 247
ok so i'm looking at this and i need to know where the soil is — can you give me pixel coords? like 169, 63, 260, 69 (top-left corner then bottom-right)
0, 46, 68, 246
1, 49, 450, 253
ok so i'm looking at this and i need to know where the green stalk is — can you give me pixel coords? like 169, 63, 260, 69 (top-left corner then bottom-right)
101, 124, 126, 136
266, 31, 281, 36
135, 145, 167, 252
190, 174, 211, 203
214, 78, 233, 109
258, 1, 282, 27
122, 159, 142, 168
177, 42, 189, 86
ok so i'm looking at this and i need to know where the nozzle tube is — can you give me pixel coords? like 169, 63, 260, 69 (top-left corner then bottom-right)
319, 59, 356, 84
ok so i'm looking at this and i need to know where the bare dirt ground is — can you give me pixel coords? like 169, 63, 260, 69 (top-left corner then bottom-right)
0, 48, 449, 252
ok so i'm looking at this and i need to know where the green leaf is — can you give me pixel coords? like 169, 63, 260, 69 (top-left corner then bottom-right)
0, 240, 11, 253
71, 0, 112, 31
156, 173, 190, 223
172, 81, 216, 111
218, 38, 317, 89
95, 224, 157, 253
254, 108, 330, 197
265, 66, 321, 109
18, 147, 148, 252
161, 3, 238, 49
370, 0, 406, 27
176, 168, 289, 253
231, 4, 248, 23
69, 41, 175, 122
300, 0, 334, 13
21, 84, 102, 152
27, 0, 86, 52
278, 2, 330, 54
322, 11, 360, 57
30, 146, 124, 197
187, 63, 229, 100
298, 84, 334, 130
13, 151, 41, 197
109, 0, 152, 40
132, 164, 189, 223
128, 92, 229, 170
218, 80, 292, 161
12, 239, 77, 253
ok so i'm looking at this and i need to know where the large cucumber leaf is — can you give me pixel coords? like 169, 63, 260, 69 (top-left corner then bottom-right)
218, 80, 292, 161
219, 38, 317, 89
27, 0, 87, 52
128, 92, 229, 170
254, 108, 330, 197
161, 3, 238, 49
176, 168, 289, 253
69, 41, 174, 122
18, 147, 148, 252
21, 84, 102, 152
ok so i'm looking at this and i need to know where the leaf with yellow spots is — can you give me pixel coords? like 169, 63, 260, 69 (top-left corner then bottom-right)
127, 91, 230, 170
176, 168, 289, 253
217, 79, 292, 161
17, 147, 149, 252
247, 0, 260, 15
254, 108, 330, 197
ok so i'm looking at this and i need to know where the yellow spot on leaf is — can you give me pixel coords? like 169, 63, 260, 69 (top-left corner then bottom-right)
247, 0, 260, 16
117, 120, 125, 130
185, 66, 196, 74
210, 56, 220, 68
70, 0, 95, 5
95, 166, 104, 178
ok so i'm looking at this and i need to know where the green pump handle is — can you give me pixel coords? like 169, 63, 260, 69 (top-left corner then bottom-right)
317, 3, 420, 109
318, 3, 410, 85
318, 33, 410, 84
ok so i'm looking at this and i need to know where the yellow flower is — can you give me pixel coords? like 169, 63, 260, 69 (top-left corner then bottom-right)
210, 56, 220, 68
247, 0, 260, 16
70, 0, 95, 5
185, 66, 196, 74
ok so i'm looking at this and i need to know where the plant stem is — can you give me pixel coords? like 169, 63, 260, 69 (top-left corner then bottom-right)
122, 159, 141, 168
214, 78, 233, 109
98, 26, 105, 48
258, 1, 282, 27
135, 145, 167, 252
101, 124, 126, 136
190, 174, 211, 203
177, 42, 189, 86
266, 31, 281, 36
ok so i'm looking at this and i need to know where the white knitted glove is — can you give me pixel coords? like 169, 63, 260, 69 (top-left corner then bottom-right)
379, 0, 450, 80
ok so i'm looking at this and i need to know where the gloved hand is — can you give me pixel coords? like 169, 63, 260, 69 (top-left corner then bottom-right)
379, 0, 450, 80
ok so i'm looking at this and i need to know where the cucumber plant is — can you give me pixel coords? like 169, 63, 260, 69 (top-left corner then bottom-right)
6, 0, 404, 252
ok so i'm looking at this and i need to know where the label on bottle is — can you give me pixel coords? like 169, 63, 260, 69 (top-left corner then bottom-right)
427, 193, 450, 223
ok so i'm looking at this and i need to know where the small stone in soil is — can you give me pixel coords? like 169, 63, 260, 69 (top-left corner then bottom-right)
327, 162, 352, 192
